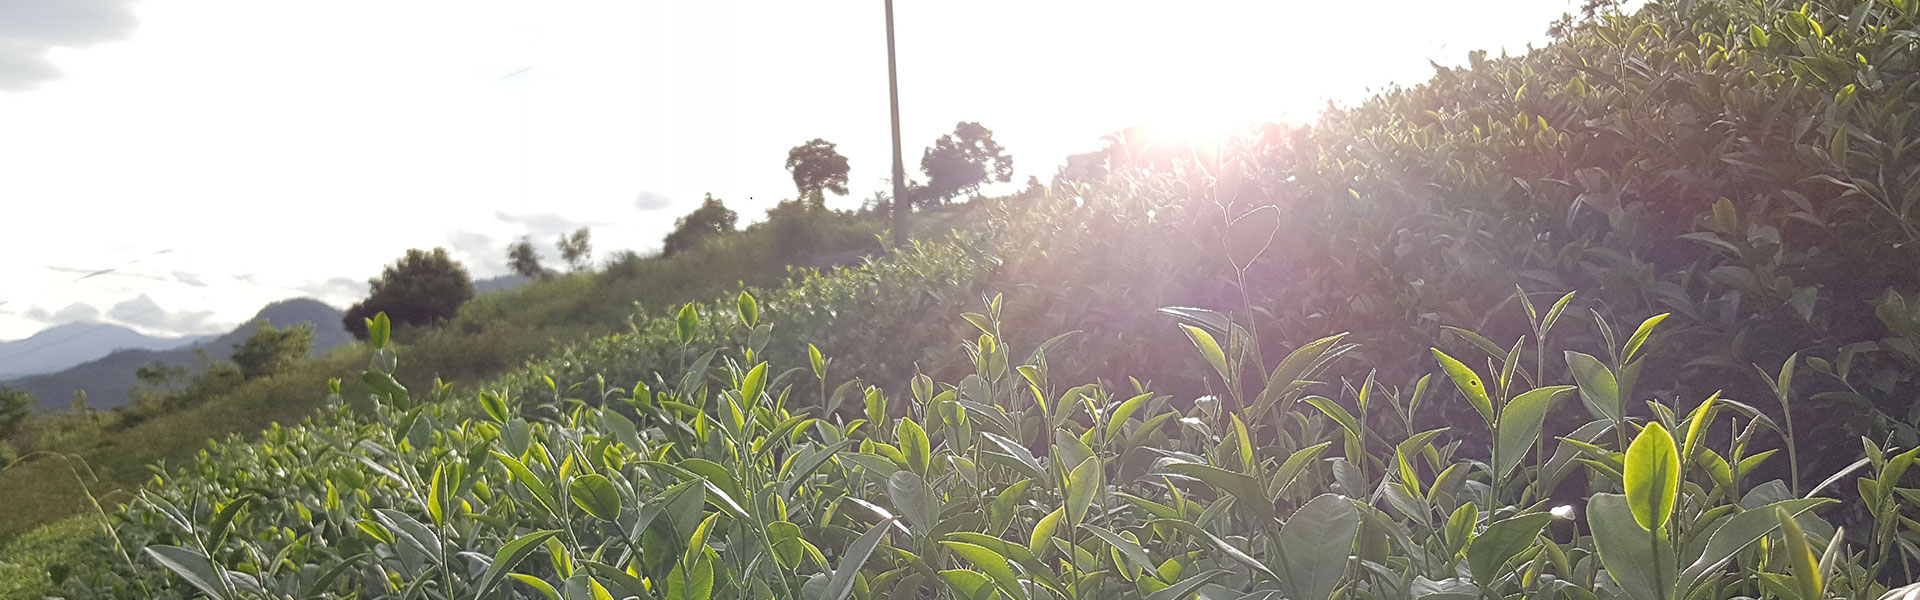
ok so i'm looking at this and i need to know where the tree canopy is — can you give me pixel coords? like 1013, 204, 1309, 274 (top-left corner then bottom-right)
507, 236, 550, 280
918, 121, 1013, 206
0, 386, 33, 439
231, 322, 314, 380
661, 194, 738, 257
343, 248, 474, 340
785, 139, 851, 207
557, 227, 593, 272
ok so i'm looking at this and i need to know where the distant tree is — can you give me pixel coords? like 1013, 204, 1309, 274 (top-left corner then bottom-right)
231, 322, 314, 380
0, 386, 33, 439
918, 122, 1014, 206
343, 248, 475, 340
557, 227, 593, 272
507, 236, 551, 280
662, 194, 739, 257
786, 139, 851, 208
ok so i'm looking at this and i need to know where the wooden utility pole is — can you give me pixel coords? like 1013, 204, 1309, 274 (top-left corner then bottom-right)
885, 0, 910, 247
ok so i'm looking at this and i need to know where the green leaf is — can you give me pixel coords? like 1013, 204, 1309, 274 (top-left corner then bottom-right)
1105, 393, 1155, 440
666, 555, 714, 600
896, 417, 931, 476
1255, 332, 1350, 413
570, 474, 621, 521
206, 494, 254, 550
1065, 456, 1102, 526
676, 303, 699, 344
1145, 569, 1230, 600
1681, 392, 1721, 463
1778, 507, 1823, 600
886, 471, 936, 534
1155, 518, 1278, 580
823, 518, 894, 600
1083, 525, 1158, 573
1622, 314, 1669, 363
1624, 422, 1681, 533
736, 291, 758, 326
1277, 494, 1359, 600
740, 362, 768, 403
1588, 493, 1674, 600
144, 545, 231, 600
478, 391, 509, 423
940, 569, 997, 600
1227, 204, 1281, 267
1679, 498, 1832, 586
508, 573, 560, 600
809, 344, 826, 379
473, 530, 564, 600
1465, 513, 1552, 584
1029, 507, 1063, 558
1565, 351, 1622, 423
368, 312, 391, 350
1160, 462, 1266, 508
1432, 349, 1495, 427
493, 451, 560, 517
769, 521, 805, 569
1180, 324, 1231, 384
941, 541, 1028, 600
1494, 386, 1574, 479
1444, 503, 1477, 555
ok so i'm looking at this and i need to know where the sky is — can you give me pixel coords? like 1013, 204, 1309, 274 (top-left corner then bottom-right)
0, 0, 1592, 342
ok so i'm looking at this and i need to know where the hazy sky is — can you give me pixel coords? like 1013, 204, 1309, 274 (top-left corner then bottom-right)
0, 0, 1589, 341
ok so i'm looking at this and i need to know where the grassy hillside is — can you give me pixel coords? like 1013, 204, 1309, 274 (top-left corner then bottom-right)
10, 0, 1920, 598
0, 207, 891, 543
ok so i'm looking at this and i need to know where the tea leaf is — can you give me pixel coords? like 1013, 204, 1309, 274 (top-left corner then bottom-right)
1624, 422, 1680, 533
472, 530, 564, 600
1432, 349, 1495, 427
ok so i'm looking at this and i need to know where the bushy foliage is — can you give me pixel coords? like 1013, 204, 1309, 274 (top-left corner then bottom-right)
557, 227, 593, 273
344, 248, 475, 340
230, 322, 313, 381
0, 387, 32, 440
663, 194, 740, 257
507, 236, 551, 281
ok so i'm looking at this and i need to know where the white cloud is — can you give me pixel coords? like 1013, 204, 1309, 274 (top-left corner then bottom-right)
0, 0, 141, 90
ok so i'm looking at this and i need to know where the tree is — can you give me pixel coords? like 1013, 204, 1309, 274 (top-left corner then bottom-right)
786, 139, 851, 208
507, 236, 550, 280
343, 248, 475, 340
918, 121, 1013, 206
661, 194, 739, 257
0, 387, 33, 439
231, 322, 314, 380
557, 227, 592, 272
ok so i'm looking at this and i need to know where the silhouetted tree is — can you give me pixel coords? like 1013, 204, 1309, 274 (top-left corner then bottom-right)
557, 227, 593, 272
0, 386, 33, 439
343, 248, 475, 340
786, 139, 851, 208
507, 236, 550, 280
662, 194, 738, 257
918, 122, 1013, 206
231, 322, 313, 380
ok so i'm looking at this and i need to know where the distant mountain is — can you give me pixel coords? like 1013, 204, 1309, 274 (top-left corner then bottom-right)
3, 298, 350, 411
0, 322, 211, 380
475, 274, 531, 295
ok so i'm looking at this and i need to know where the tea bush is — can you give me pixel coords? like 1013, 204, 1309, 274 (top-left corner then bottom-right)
33, 293, 1920, 600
